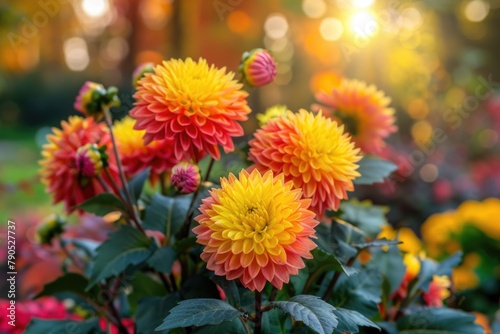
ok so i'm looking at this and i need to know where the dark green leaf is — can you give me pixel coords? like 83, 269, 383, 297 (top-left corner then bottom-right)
136, 294, 179, 334
88, 225, 153, 288
332, 268, 382, 317
210, 275, 240, 307
333, 308, 380, 333
354, 156, 397, 185
262, 308, 287, 334
436, 251, 463, 277
196, 318, 247, 334
340, 199, 389, 236
290, 268, 309, 295
24, 318, 103, 334
35, 273, 98, 300
75, 193, 126, 216
128, 272, 168, 313
273, 295, 338, 334
127, 168, 150, 203
143, 193, 191, 236
377, 322, 399, 334
155, 299, 243, 331
65, 238, 100, 257
147, 246, 177, 273
173, 236, 198, 253
318, 220, 365, 263
367, 246, 406, 295
397, 308, 484, 334
353, 238, 401, 250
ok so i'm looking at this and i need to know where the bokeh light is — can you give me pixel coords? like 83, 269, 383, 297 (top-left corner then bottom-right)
352, 0, 375, 9
82, 0, 110, 18
63, 37, 89, 71
319, 18, 343, 41
420, 163, 439, 182
464, 0, 489, 22
302, 0, 327, 18
350, 12, 378, 37
264, 13, 289, 39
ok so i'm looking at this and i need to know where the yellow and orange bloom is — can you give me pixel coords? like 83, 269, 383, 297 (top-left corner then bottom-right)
314, 79, 397, 154
193, 169, 318, 292
249, 109, 361, 216
171, 162, 201, 194
130, 58, 251, 162
423, 275, 451, 307
113, 116, 178, 181
39, 116, 120, 212
239, 48, 277, 87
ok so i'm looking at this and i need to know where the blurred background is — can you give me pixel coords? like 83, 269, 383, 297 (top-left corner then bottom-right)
1, 0, 500, 228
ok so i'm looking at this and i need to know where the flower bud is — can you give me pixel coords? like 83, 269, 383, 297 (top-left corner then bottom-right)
132, 63, 155, 87
256, 104, 289, 126
74, 81, 107, 118
171, 162, 201, 194
239, 48, 277, 87
36, 214, 65, 245
75, 144, 106, 183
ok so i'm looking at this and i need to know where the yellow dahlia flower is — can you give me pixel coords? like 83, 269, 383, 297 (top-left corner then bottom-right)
256, 104, 289, 126
113, 116, 178, 181
130, 58, 251, 162
314, 79, 397, 154
193, 169, 318, 292
249, 109, 361, 216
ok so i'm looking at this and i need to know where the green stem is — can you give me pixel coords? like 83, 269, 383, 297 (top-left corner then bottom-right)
178, 157, 215, 239
322, 252, 358, 301
239, 316, 252, 334
160, 172, 168, 195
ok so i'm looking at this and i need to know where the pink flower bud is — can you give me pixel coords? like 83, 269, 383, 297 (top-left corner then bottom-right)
171, 162, 201, 194
75, 143, 104, 180
74, 81, 107, 118
239, 48, 277, 87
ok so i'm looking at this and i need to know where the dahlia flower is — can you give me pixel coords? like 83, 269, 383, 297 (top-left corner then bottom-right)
423, 275, 451, 307
171, 162, 201, 194
130, 58, 251, 161
39, 116, 120, 212
193, 169, 318, 292
314, 79, 397, 154
113, 116, 178, 180
75, 143, 104, 180
239, 48, 277, 87
249, 109, 361, 215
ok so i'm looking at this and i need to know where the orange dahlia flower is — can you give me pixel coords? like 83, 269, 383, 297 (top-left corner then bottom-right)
193, 169, 318, 292
130, 58, 251, 162
39, 116, 120, 212
113, 116, 178, 180
249, 109, 361, 216
314, 79, 397, 154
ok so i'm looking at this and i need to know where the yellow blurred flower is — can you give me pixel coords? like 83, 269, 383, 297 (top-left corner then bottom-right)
256, 104, 289, 126
378, 225, 422, 255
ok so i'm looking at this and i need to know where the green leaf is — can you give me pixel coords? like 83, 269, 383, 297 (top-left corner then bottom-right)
136, 294, 179, 334
332, 308, 380, 333
332, 268, 382, 317
196, 318, 248, 334
354, 156, 397, 185
35, 273, 98, 300
143, 193, 191, 237
367, 246, 406, 295
210, 275, 241, 307
128, 272, 168, 313
127, 167, 150, 203
88, 225, 153, 288
316, 219, 365, 263
262, 308, 287, 334
24, 318, 103, 334
377, 322, 399, 334
75, 193, 126, 216
340, 199, 389, 236
273, 295, 338, 334
353, 238, 401, 250
147, 246, 177, 273
65, 238, 100, 257
397, 308, 484, 334
155, 298, 243, 331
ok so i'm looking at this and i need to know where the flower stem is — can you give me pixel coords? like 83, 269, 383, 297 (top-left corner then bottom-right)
322, 252, 358, 301
254, 291, 263, 334
178, 157, 215, 239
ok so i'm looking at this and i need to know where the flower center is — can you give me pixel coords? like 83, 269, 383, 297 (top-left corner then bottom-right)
336, 111, 359, 136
